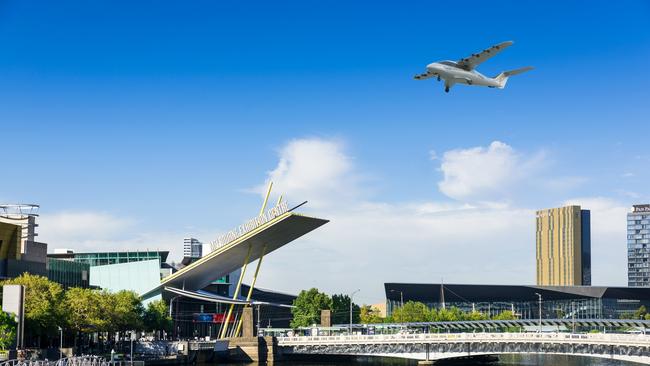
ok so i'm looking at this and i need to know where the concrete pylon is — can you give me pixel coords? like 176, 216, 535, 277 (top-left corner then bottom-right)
241, 307, 254, 338
320, 309, 332, 327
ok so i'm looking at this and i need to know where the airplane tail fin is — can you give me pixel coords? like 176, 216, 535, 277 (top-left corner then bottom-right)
494, 66, 533, 88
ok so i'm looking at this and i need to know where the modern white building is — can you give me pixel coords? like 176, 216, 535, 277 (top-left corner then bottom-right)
183, 237, 202, 263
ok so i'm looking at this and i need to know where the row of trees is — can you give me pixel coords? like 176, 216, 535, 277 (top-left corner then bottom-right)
290, 288, 517, 328
0, 273, 172, 348
385, 301, 516, 323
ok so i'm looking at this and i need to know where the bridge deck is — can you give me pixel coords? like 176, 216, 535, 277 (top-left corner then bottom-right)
279, 332, 650, 347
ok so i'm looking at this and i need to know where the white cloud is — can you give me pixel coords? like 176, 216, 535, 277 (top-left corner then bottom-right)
437, 141, 545, 202
256, 138, 360, 208
39, 211, 135, 246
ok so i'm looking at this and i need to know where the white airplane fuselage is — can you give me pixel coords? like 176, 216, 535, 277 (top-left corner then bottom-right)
426, 61, 500, 88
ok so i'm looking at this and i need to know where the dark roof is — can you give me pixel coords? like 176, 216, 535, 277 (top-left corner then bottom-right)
241, 284, 296, 305
384, 283, 650, 302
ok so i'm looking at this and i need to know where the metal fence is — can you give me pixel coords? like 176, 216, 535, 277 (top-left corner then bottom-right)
0, 356, 145, 366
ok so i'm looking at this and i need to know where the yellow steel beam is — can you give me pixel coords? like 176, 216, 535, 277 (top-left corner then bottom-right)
233, 194, 282, 336
219, 244, 252, 339
259, 182, 273, 215
234, 243, 267, 337
219, 182, 274, 339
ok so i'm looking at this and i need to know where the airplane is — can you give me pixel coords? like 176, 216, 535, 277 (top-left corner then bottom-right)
414, 41, 533, 93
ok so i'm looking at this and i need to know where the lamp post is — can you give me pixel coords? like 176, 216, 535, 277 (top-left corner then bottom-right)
534, 293, 542, 333
57, 326, 63, 360
349, 289, 360, 335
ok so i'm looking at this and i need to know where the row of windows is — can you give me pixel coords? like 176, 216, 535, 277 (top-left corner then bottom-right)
628, 229, 650, 234
628, 225, 650, 230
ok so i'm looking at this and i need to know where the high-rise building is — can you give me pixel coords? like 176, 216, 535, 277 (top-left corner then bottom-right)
627, 204, 650, 287
536, 205, 591, 286
182, 237, 203, 265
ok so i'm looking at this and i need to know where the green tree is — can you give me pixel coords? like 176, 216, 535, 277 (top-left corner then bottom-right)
331, 294, 360, 325
291, 288, 332, 328
466, 311, 489, 321
392, 301, 431, 323
1, 273, 64, 344
0, 311, 16, 350
434, 307, 465, 322
359, 305, 384, 324
492, 310, 517, 320
634, 305, 647, 320
104, 290, 144, 334
64, 288, 106, 335
143, 299, 172, 337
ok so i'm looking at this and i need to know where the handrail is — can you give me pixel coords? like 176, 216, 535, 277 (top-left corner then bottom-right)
277, 332, 650, 347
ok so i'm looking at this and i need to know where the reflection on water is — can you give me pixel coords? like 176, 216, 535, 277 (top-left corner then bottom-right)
209, 354, 642, 366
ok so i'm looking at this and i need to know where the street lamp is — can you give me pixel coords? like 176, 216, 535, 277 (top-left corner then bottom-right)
349, 289, 360, 335
534, 293, 542, 333
57, 326, 63, 360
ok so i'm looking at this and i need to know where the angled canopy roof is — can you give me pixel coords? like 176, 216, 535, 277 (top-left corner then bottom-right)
143, 212, 327, 298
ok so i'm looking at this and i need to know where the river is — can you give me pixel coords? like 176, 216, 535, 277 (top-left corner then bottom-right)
212, 354, 642, 365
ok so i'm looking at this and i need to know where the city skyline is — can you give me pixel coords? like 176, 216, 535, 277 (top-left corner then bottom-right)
1, 1, 650, 303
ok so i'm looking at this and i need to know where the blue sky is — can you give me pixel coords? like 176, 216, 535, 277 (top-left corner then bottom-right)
1, 1, 649, 303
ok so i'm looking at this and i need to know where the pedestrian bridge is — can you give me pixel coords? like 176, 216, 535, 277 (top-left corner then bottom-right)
277, 332, 650, 364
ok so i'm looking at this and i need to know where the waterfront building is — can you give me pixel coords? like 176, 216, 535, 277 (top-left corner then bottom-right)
628, 204, 650, 287
536, 205, 591, 286
385, 283, 650, 320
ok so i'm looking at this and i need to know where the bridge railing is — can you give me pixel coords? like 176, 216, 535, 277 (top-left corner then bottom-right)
278, 332, 650, 347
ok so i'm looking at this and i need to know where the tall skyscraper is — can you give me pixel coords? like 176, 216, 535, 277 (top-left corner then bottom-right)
627, 204, 650, 287
182, 237, 203, 265
536, 205, 591, 286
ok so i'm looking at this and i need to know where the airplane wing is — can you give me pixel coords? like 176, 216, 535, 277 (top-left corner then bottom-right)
456, 41, 514, 71
414, 72, 435, 80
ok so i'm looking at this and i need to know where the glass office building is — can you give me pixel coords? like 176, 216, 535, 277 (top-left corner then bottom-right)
628, 204, 650, 287
49, 250, 169, 267
47, 258, 90, 288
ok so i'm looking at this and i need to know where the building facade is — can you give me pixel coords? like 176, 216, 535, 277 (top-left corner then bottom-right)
628, 204, 650, 287
385, 283, 650, 320
536, 205, 591, 286
47, 250, 173, 296
0, 204, 48, 279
